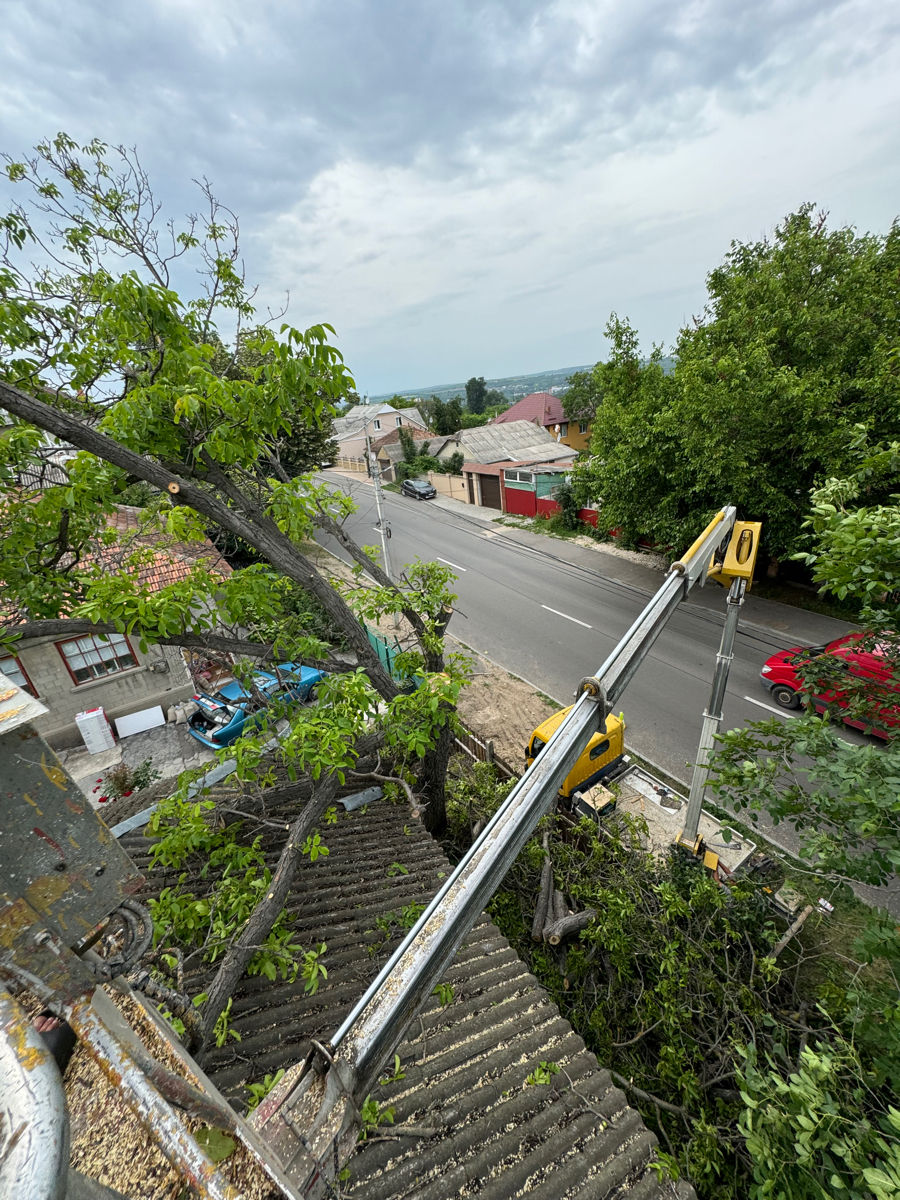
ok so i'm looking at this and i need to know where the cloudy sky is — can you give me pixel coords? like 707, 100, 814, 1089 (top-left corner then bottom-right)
3, 1, 898, 394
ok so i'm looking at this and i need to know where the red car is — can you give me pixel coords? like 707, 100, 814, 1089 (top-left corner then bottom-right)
760, 633, 898, 738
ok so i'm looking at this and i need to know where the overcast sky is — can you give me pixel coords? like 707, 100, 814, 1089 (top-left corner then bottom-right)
3, 1, 898, 395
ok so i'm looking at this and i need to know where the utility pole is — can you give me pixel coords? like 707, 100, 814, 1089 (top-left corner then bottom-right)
364, 424, 400, 630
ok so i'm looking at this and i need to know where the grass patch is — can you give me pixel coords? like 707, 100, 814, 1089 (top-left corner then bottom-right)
750, 580, 861, 623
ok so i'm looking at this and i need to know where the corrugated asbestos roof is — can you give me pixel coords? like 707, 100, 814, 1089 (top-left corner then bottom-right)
120, 791, 691, 1200
456, 421, 577, 465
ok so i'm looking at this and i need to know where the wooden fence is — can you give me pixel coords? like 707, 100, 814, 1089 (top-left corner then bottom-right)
454, 726, 519, 780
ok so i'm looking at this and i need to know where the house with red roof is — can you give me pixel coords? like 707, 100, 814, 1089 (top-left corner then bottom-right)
0, 506, 230, 748
490, 391, 592, 452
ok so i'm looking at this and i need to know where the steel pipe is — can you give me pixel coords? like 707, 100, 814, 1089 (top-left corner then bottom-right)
0, 988, 69, 1200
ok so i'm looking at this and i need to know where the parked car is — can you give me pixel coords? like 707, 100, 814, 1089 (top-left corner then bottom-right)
760, 633, 898, 738
187, 662, 325, 749
400, 478, 436, 500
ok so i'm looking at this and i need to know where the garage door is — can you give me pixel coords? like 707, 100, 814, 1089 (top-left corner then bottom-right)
479, 474, 502, 509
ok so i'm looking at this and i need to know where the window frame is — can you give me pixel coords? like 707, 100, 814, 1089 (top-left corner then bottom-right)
0, 653, 38, 697
373, 418, 381, 431
579, 421, 588, 434
56, 633, 139, 686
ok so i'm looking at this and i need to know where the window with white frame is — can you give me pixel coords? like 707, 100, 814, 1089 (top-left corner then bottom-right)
395, 416, 402, 426
57, 634, 138, 684
559, 422, 568, 436
0, 654, 37, 696
579, 421, 588, 434
373, 418, 381, 431
505, 469, 534, 484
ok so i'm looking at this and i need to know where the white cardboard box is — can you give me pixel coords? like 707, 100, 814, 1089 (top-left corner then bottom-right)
114, 706, 166, 738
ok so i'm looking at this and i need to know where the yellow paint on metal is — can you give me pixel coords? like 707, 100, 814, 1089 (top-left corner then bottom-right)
40, 753, 69, 790
24, 872, 70, 916
703, 849, 720, 871
677, 509, 726, 566
527, 710, 625, 798
719, 520, 762, 585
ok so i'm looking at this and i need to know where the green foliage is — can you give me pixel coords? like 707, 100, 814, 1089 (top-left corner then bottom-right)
359, 1094, 395, 1140
709, 718, 900, 884
525, 1060, 560, 1086
562, 369, 601, 422
378, 1054, 406, 1086
213, 997, 241, 1047
465, 375, 487, 414
574, 208, 900, 561
444, 782, 900, 1200
419, 394, 463, 435
194, 1126, 236, 1162
550, 478, 582, 531
245, 1068, 286, 1112
738, 1042, 900, 1200
795, 429, 900, 608
299, 943, 328, 995
432, 981, 454, 1006
302, 831, 329, 862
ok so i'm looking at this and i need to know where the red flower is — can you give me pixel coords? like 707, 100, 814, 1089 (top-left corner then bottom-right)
98, 796, 108, 803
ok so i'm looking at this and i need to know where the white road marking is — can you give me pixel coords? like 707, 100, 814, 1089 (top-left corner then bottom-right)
437, 556, 467, 572
542, 605, 592, 629
743, 695, 797, 719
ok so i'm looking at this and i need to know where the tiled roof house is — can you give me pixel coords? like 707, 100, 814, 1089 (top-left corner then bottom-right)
1, 506, 231, 747
492, 391, 592, 453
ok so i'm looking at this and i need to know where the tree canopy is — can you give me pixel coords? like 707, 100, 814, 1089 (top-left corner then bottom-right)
573, 206, 900, 560
465, 375, 487, 413
0, 134, 465, 1052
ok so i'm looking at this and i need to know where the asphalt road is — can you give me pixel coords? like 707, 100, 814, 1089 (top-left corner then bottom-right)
318, 472, 899, 913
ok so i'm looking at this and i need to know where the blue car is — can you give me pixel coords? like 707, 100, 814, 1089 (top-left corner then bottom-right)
187, 662, 325, 749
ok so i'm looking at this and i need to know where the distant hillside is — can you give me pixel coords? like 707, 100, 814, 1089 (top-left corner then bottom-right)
371, 357, 675, 406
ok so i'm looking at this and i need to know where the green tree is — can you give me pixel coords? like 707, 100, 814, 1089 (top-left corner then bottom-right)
575, 207, 900, 561
484, 387, 507, 408
419, 394, 462, 436
562, 368, 601, 422
709, 433, 900, 885
465, 375, 487, 414
210, 325, 338, 474
0, 134, 466, 1052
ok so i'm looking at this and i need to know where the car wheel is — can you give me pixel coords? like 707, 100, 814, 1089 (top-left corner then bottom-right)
306, 685, 318, 703
771, 685, 800, 710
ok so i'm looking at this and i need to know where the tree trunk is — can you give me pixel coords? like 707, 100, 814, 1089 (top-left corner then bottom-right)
196, 775, 338, 1057
0, 380, 399, 701
419, 719, 453, 838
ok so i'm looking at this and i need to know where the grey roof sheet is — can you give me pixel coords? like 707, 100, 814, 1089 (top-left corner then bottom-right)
121, 790, 689, 1200
457, 421, 577, 465
334, 405, 427, 439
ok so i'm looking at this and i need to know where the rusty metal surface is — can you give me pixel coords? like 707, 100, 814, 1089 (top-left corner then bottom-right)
0, 725, 144, 967
0, 987, 69, 1200
65, 993, 242, 1200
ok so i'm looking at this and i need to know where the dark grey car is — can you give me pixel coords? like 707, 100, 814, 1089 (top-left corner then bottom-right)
400, 479, 437, 500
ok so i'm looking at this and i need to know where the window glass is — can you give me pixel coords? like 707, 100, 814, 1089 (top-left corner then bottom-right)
58, 634, 137, 684
589, 739, 610, 760
0, 655, 36, 696
579, 422, 588, 434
